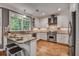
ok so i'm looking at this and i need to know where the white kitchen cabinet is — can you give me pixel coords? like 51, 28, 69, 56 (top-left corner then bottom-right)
37, 33, 47, 40
57, 34, 62, 43
40, 33, 47, 40
62, 34, 69, 44
35, 18, 40, 28
57, 16, 69, 27
40, 18, 48, 28
57, 34, 69, 44
37, 33, 41, 40
35, 17, 48, 28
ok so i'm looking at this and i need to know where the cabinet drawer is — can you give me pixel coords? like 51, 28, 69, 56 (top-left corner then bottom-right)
57, 34, 62, 43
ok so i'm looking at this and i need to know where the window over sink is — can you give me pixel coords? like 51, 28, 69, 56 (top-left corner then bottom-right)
9, 11, 31, 31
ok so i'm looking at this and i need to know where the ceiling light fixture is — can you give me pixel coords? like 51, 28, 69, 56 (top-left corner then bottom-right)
58, 8, 61, 11
36, 9, 39, 12
42, 12, 45, 16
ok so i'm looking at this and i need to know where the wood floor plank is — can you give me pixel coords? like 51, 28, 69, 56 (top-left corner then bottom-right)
37, 40, 69, 56
0, 51, 6, 56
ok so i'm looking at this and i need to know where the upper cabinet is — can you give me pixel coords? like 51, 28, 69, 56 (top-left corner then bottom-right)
48, 15, 57, 25
57, 15, 69, 27
9, 11, 31, 31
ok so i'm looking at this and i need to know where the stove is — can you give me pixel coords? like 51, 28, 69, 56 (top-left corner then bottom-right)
47, 31, 57, 42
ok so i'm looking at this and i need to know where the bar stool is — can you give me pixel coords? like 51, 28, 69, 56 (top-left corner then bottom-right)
6, 43, 24, 56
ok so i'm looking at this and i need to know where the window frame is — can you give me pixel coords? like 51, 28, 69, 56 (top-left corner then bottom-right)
9, 11, 32, 31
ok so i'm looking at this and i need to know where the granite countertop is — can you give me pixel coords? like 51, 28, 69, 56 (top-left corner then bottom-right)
32, 27, 69, 35
8, 37, 36, 44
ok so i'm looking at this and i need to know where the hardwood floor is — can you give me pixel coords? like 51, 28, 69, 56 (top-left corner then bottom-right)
0, 51, 6, 56
37, 40, 69, 56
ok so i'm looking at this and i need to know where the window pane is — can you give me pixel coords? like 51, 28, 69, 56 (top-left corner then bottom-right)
23, 16, 31, 30
9, 14, 21, 30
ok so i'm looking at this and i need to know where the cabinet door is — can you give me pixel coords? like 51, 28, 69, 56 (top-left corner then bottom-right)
48, 18, 51, 25
57, 34, 62, 43
40, 33, 47, 40
35, 18, 40, 28
57, 16, 69, 27
37, 33, 47, 40
57, 34, 69, 44
62, 35, 69, 44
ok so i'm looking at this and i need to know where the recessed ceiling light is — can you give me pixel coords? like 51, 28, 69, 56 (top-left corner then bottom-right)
58, 8, 61, 11
36, 9, 39, 12
42, 12, 45, 16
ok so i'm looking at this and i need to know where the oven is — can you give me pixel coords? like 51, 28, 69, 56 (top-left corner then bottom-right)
47, 31, 57, 42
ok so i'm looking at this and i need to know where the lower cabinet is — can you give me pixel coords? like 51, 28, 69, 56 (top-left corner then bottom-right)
57, 34, 69, 44
37, 33, 47, 40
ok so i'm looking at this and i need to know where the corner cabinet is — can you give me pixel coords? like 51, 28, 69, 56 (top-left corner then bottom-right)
9, 11, 32, 31
48, 15, 57, 25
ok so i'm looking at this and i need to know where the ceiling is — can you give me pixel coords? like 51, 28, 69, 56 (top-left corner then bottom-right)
0, 3, 70, 18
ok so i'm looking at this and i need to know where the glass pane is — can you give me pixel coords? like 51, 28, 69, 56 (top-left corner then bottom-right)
23, 16, 31, 30
9, 14, 21, 30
